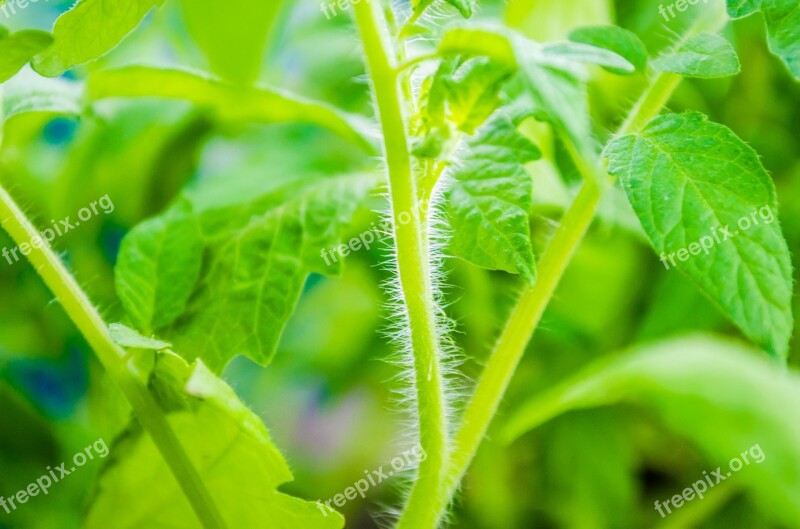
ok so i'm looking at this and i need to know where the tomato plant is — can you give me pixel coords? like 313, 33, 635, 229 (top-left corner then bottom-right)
0, 0, 799, 528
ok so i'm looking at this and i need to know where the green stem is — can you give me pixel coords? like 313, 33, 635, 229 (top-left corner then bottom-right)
433, 14, 733, 523
618, 72, 682, 135
353, 2, 449, 529
444, 177, 602, 503
0, 190, 227, 527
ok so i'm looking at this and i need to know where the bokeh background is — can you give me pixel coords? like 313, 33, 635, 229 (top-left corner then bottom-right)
0, 0, 798, 528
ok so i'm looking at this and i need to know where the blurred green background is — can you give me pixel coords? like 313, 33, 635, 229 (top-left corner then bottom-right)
0, 0, 798, 528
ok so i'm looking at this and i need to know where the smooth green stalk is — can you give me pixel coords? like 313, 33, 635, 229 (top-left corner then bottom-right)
433, 14, 733, 524
617, 72, 681, 135
0, 109, 227, 528
353, 2, 449, 529
0, 189, 228, 529
443, 177, 603, 505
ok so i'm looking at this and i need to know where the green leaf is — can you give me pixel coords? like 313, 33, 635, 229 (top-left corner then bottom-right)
727, 0, 800, 79
32, 0, 164, 77
1, 68, 82, 124
502, 336, 800, 526
0, 30, 53, 83
411, 58, 457, 158
516, 37, 632, 162
85, 351, 344, 529
179, 0, 285, 85
513, 42, 596, 160
537, 41, 636, 73
604, 112, 793, 359
438, 27, 518, 67
412, 56, 514, 157
412, 0, 473, 20
109, 323, 171, 351
88, 66, 375, 152
116, 174, 374, 372
444, 57, 514, 134
568, 25, 649, 73
652, 33, 741, 78
115, 202, 204, 333
444, 108, 541, 280
439, 26, 633, 161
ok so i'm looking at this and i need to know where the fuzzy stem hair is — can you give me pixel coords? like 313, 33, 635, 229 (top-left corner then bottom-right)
353, 2, 450, 528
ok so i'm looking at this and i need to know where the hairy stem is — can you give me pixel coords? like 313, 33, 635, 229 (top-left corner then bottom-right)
0, 187, 227, 526
433, 14, 733, 523
353, 2, 449, 528
444, 177, 602, 503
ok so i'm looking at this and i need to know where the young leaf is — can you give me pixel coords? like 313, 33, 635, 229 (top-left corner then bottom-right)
1, 68, 82, 124
538, 41, 636, 73
115, 202, 204, 334
445, 57, 514, 134
516, 37, 632, 163
115, 175, 374, 372
412, 0, 473, 20
513, 42, 596, 161
568, 25, 648, 73
88, 67, 375, 152
109, 323, 171, 351
438, 27, 517, 67
179, 0, 285, 85
604, 112, 793, 359
727, 0, 800, 79
85, 351, 344, 529
411, 58, 457, 158
652, 33, 741, 78
0, 30, 53, 83
502, 336, 800, 525
439, 26, 633, 162
32, 0, 164, 77
444, 108, 541, 281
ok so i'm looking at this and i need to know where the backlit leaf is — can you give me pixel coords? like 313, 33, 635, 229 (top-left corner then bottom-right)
85, 350, 344, 529
652, 33, 741, 78
503, 336, 800, 526
568, 25, 648, 73
179, 0, 285, 85
604, 112, 793, 359
115, 201, 204, 333
444, 108, 541, 280
727, 0, 800, 79
115, 174, 374, 371
32, 0, 164, 77
88, 66, 375, 152
0, 30, 53, 83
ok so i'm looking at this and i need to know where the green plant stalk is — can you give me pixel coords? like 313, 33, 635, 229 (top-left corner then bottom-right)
353, 2, 449, 528
433, 18, 732, 523
0, 189, 228, 527
444, 176, 602, 493
618, 71, 682, 135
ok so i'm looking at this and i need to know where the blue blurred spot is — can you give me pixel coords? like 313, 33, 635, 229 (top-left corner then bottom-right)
43, 118, 77, 145
102, 224, 127, 265
6, 347, 87, 420
305, 273, 324, 292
